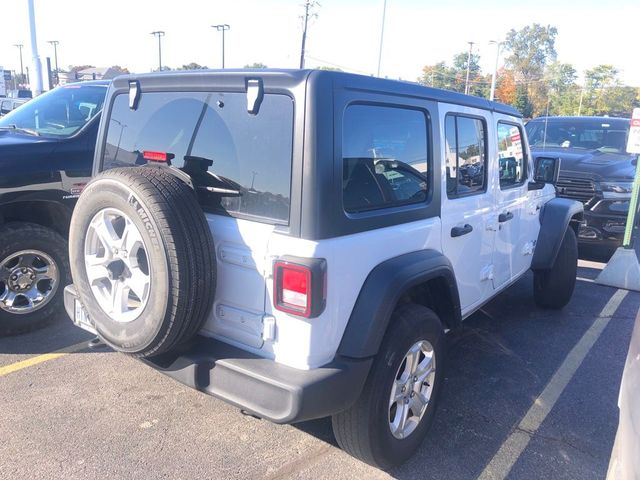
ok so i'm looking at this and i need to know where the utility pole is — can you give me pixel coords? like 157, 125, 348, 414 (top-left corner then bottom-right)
13, 44, 24, 79
464, 41, 474, 95
376, 0, 387, 77
27, 0, 43, 95
47, 40, 59, 85
299, 1, 319, 69
489, 40, 501, 101
212, 24, 230, 68
150, 31, 165, 71
577, 87, 584, 116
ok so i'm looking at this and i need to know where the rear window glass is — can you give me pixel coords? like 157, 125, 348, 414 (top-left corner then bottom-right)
102, 92, 294, 224
342, 104, 429, 213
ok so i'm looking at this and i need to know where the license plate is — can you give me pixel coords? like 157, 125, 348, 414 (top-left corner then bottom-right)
74, 299, 97, 334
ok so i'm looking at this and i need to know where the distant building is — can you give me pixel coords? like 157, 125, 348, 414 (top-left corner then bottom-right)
58, 67, 121, 84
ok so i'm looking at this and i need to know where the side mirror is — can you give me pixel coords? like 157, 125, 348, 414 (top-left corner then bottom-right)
532, 156, 561, 186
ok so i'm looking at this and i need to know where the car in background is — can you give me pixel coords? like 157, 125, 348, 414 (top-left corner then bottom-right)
0, 98, 28, 117
7, 89, 33, 99
0, 80, 109, 335
526, 116, 633, 252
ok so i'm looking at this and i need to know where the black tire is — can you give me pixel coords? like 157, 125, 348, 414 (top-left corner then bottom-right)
0, 222, 70, 336
534, 227, 578, 309
69, 167, 216, 357
332, 303, 446, 470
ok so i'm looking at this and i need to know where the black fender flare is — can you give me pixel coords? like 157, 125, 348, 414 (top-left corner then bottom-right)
531, 197, 583, 271
337, 249, 461, 359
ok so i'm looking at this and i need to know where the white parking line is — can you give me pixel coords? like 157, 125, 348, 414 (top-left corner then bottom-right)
478, 288, 628, 480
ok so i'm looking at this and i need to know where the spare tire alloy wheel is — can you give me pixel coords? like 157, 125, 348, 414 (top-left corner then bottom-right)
0, 250, 59, 314
84, 208, 150, 323
388, 340, 436, 439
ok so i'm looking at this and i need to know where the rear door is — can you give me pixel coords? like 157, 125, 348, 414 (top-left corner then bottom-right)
100, 90, 296, 350
440, 106, 495, 315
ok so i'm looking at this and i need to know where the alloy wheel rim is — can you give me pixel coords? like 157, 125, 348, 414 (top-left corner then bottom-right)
84, 208, 151, 323
388, 339, 436, 439
0, 249, 60, 315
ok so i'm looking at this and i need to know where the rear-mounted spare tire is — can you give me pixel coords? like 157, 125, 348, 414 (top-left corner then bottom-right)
69, 167, 216, 357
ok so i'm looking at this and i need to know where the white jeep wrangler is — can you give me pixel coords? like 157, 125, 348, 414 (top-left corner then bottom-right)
65, 70, 583, 469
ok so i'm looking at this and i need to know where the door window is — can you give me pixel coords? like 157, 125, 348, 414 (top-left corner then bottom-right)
497, 122, 526, 188
445, 114, 487, 198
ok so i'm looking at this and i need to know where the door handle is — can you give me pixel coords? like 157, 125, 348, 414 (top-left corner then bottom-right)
498, 211, 514, 223
451, 224, 473, 237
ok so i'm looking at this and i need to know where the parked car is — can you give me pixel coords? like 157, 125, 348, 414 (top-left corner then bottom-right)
65, 70, 581, 469
0, 98, 28, 116
526, 116, 633, 251
0, 80, 108, 335
7, 89, 33, 99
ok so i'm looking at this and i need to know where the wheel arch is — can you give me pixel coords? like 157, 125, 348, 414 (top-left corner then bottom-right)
337, 249, 461, 359
0, 200, 73, 238
531, 197, 583, 271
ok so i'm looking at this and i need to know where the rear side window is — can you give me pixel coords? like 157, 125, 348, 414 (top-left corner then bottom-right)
342, 104, 429, 213
497, 122, 527, 188
445, 114, 487, 198
102, 92, 294, 224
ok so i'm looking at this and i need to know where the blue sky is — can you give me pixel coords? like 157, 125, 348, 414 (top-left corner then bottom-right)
1, 0, 638, 87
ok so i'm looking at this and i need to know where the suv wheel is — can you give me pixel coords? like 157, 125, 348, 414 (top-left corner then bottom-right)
0, 223, 70, 335
69, 167, 216, 357
332, 303, 446, 469
533, 227, 578, 309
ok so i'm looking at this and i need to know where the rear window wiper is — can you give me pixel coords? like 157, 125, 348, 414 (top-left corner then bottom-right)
181, 156, 243, 197
0, 124, 40, 136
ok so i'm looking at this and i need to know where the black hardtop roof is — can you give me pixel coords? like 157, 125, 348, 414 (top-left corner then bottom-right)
530, 115, 630, 123
111, 68, 522, 118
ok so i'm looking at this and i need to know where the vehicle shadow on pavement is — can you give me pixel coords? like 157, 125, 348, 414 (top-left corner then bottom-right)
293, 269, 638, 479
0, 314, 97, 355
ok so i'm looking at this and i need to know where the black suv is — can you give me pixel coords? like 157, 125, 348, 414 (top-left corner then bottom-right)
526, 116, 633, 250
0, 81, 108, 334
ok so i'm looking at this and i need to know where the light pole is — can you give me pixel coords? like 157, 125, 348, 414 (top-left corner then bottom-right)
489, 40, 502, 101
13, 44, 24, 79
377, 0, 387, 77
150, 31, 165, 71
47, 40, 59, 85
212, 24, 230, 68
464, 41, 475, 95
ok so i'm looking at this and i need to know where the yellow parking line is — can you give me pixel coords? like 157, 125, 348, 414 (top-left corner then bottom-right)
0, 340, 91, 377
478, 288, 628, 480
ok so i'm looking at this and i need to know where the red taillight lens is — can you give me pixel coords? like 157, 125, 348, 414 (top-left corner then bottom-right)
142, 150, 175, 163
273, 258, 326, 318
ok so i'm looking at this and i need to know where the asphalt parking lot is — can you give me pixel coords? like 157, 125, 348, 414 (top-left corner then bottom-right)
0, 260, 637, 480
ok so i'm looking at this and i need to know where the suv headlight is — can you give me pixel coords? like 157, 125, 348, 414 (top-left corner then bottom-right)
600, 181, 634, 199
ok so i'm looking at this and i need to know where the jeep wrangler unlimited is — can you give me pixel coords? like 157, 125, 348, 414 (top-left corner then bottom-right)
65, 70, 582, 469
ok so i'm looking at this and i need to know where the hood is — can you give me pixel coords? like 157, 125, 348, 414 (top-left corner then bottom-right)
0, 130, 59, 159
531, 146, 636, 181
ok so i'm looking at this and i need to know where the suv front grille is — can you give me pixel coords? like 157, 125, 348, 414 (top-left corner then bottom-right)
556, 176, 596, 204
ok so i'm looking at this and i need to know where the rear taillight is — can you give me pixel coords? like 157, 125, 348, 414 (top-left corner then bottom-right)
273, 257, 326, 318
142, 151, 175, 163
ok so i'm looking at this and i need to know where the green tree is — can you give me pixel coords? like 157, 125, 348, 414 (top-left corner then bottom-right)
503, 24, 558, 115
514, 84, 534, 118
581, 65, 637, 116
244, 62, 268, 69
545, 62, 579, 115
418, 52, 490, 97
179, 63, 208, 70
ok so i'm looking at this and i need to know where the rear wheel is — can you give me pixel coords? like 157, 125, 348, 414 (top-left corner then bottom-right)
534, 227, 578, 309
69, 167, 216, 357
332, 303, 446, 469
0, 223, 69, 336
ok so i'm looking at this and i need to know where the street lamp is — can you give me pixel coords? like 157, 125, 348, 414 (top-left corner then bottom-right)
47, 40, 59, 85
13, 44, 24, 78
377, 0, 387, 77
150, 31, 165, 71
489, 40, 502, 102
212, 24, 230, 68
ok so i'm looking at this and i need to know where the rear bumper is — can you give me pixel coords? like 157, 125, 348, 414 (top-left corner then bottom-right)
64, 284, 372, 424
